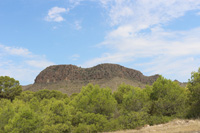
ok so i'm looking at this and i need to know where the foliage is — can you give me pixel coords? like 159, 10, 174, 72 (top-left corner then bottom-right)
1, 72, 200, 132
39, 98, 73, 132
113, 84, 133, 104
150, 76, 188, 117
122, 87, 151, 112
0, 99, 15, 131
16, 91, 34, 102
73, 123, 97, 133
187, 68, 200, 117
0, 100, 42, 133
72, 112, 108, 132
70, 84, 117, 116
0, 76, 22, 101
117, 111, 149, 129
147, 115, 173, 126
34, 89, 68, 101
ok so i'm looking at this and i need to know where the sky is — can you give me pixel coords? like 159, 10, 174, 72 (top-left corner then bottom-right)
1, 0, 200, 85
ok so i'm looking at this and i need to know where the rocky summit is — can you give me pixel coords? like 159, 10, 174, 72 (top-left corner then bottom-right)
24, 63, 160, 95
35, 64, 159, 84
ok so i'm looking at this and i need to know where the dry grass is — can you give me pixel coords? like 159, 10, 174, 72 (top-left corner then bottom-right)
105, 119, 200, 133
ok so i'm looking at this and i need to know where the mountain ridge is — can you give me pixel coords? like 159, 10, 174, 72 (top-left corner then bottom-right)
24, 63, 160, 95
35, 63, 159, 85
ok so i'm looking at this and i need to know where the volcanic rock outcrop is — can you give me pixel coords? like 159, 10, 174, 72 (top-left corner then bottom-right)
25, 64, 160, 95
35, 64, 159, 84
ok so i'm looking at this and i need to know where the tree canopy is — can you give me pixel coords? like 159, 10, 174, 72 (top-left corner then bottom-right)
187, 68, 200, 117
0, 69, 200, 132
150, 76, 187, 117
0, 76, 22, 101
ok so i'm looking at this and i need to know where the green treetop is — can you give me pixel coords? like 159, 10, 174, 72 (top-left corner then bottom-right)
0, 76, 22, 101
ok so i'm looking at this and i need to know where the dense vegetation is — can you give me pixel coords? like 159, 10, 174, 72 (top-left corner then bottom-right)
0, 68, 200, 133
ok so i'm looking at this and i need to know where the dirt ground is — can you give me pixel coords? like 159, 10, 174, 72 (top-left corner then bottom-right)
105, 119, 200, 133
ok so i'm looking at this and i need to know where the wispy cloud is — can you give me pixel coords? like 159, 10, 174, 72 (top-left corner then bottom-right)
0, 44, 54, 85
69, 0, 84, 6
26, 60, 54, 68
101, 0, 200, 27
45, 7, 69, 22
84, 27, 200, 81
0, 44, 31, 57
82, 0, 200, 82
70, 54, 80, 61
74, 21, 82, 30
196, 11, 200, 16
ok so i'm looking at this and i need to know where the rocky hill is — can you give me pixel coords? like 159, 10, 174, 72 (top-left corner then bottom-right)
24, 63, 160, 95
35, 64, 159, 84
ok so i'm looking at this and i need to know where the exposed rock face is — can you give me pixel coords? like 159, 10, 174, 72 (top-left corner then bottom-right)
22, 63, 161, 95
35, 63, 159, 85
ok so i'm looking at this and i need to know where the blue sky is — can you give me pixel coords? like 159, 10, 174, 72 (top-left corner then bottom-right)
1, 0, 200, 85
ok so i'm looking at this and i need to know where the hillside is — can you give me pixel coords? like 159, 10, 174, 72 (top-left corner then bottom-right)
24, 63, 159, 95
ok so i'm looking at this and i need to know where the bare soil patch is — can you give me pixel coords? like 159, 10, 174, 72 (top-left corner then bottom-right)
105, 119, 200, 133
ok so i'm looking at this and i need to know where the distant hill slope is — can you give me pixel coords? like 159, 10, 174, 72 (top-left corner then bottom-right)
24, 63, 160, 95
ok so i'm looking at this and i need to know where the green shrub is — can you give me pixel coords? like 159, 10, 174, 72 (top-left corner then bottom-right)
122, 87, 151, 112
38, 98, 73, 132
103, 118, 122, 132
0, 99, 15, 131
72, 112, 108, 132
187, 68, 200, 118
117, 111, 149, 129
70, 84, 117, 116
34, 89, 68, 101
16, 91, 34, 102
148, 115, 173, 126
150, 76, 188, 117
74, 123, 97, 133
113, 84, 134, 104
4, 100, 42, 133
0, 76, 22, 101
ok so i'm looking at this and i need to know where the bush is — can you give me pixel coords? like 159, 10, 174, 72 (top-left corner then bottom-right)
4, 100, 42, 133
117, 111, 149, 129
70, 84, 117, 116
72, 112, 108, 132
147, 115, 173, 126
0, 76, 22, 101
113, 84, 133, 104
187, 68, 200, 118
122, 87, 151, 112
74, 123, 97, 133
16, 91, 34, 102
0, 99, 15, 131
150, 76, 188, 117
34, 89, 68, 101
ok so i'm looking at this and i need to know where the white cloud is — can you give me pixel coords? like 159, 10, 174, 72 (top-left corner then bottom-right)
26, 60, 54, 68
0, 44, 31, 57
82, 0, 200, 82
42, 0, 200, 82
83, 52, 134, 67
74, 21, 82, 30
196, 11, 200, 16
69, 0, 83, 5
85, 26, 200, 81
100, 0, 200, 28
0, 44, 54, 85
45, 7, 69, 22
0, 65, 39, 85
70, 54, 80, 61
